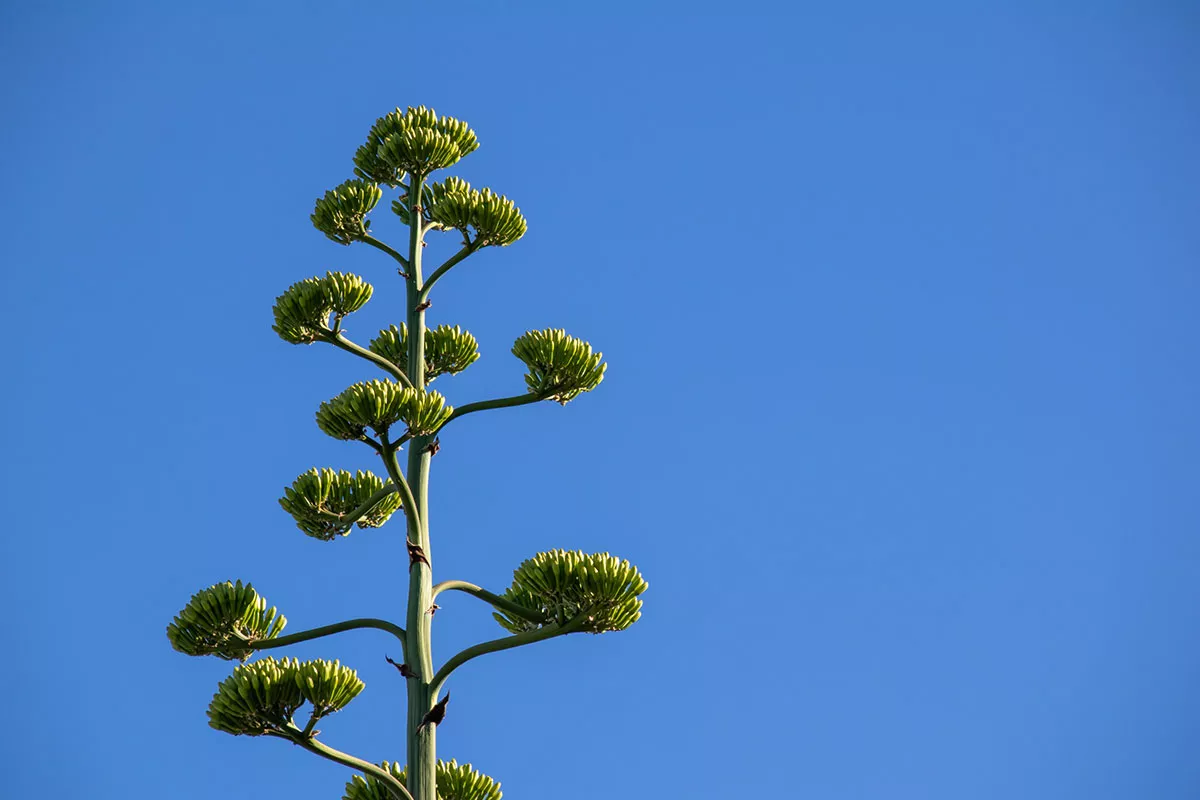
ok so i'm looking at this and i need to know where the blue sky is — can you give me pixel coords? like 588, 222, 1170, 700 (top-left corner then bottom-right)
2, 3, 1198, 798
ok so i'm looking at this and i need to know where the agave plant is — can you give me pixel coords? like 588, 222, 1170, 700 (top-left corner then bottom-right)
166, 106, 647, 800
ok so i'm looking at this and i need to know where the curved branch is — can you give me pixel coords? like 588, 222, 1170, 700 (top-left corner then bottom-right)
435, 393, 544, 435
313, 483, 399, 532
357, 434, 385, 456
286, 726, 414, 800
416, 242, 477, 305
323, 332, 415, 390
429, 613, 589, 700
251, 618, 407, 658
359, 234, 410, 274
431, 580, 549, 626
343, 483, 400, 527
381, 443, 422, 542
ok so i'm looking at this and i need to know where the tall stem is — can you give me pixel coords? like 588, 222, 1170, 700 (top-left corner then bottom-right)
402, 174, 437, 800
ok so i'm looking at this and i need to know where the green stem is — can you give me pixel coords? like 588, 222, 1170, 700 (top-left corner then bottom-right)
381, 444, 423, 543
360, 234, 410, 274
300, 712, 321, 740
403, 173, 437, 800
315, 483, 400, 530
324, 332, 414, 389
416, 242, 476, 305
431, 580, 549, 625
359, 435, 385, 455
287, 728, 414, 800
251, 618, 408, 660
435, 393, 543, 434
342, 483, 400, 527
428, 613, 588, 700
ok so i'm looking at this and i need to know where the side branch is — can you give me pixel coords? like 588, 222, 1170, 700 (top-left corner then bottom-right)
358, 434, 385, 456
416, 242, 477, 305
323, 332, 415, 389
312, 483, 398, 533
343, 484, 400, 527
285, 726, 414, 800
360, 234, 410, 273
431, 580, 549, 626
381, 443, 422, 541
429, 613, 589, 699
251, 618, 408, 658
435, 393, 543, 434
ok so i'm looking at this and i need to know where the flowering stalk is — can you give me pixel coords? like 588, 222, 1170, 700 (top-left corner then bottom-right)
166, 106, 647, 800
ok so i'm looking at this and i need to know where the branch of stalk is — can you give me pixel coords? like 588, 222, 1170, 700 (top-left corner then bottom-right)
247, 617, 408, 662
319, 328, 415, 390
432, 392, 547, 437
270, 722, 415, 800
359, 233, 410, 275
431, 580, 549, 626
428, 612, 591, 701
380, 432, 424, 544
310, 482, 403, 535
416, 237, 479, 305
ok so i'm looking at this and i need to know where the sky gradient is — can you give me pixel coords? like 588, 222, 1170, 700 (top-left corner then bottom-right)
2, 3, 1198, 799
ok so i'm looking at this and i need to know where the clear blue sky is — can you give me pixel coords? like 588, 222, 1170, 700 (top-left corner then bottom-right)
2, 3, 1198, 798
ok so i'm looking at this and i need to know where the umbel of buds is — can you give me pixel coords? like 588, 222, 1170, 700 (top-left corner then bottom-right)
166, 105, 648, 800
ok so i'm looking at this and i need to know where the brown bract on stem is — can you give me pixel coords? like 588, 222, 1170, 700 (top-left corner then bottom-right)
386, 655, 420, 679
407, 541, 428, 568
